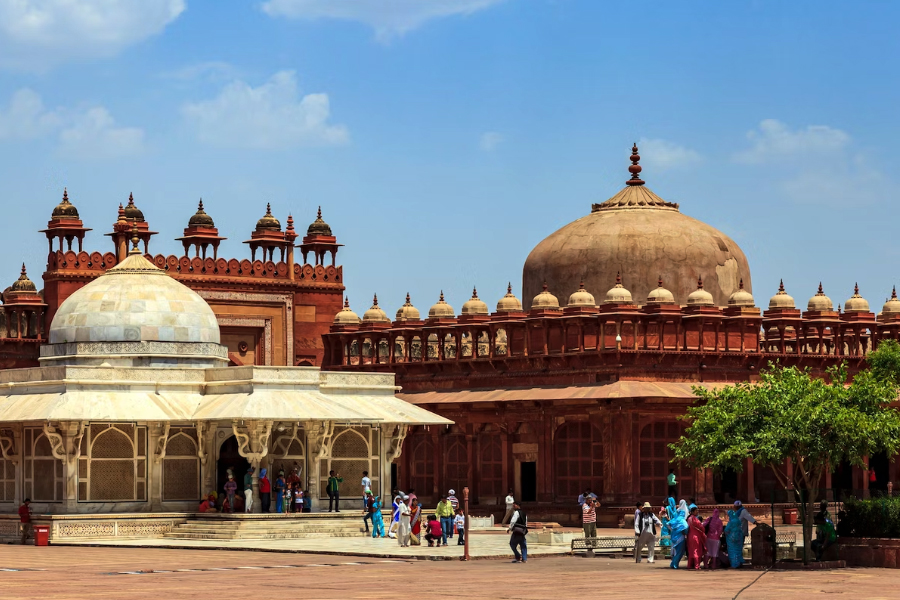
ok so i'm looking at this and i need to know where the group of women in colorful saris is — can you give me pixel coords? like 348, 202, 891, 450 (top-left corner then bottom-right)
662, 498, 748, 569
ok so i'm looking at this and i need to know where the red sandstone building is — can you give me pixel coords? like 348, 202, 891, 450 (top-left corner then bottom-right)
1, 191, 344, 370
322, 147, 900, 520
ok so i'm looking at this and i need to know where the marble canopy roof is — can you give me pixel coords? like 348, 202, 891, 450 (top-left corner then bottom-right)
0, 365, 451, 425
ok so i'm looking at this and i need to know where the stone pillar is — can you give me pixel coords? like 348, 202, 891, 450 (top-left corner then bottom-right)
232, 420, 273, 512
304, 421, 335, 512
43, 422, 86, 513
149, 423, 170, 511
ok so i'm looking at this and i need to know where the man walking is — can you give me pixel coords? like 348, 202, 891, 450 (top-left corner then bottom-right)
667, 469, 677, 500
507, 501, 528, 563
327, 470, 343, 512
502, 489, 515, 525
361, 470, 372, 510
363, 491, 375, 534
635, 502, 662, 563
244, 467, 255, 513
435, 494, 454, 546
18, 498, 32, 545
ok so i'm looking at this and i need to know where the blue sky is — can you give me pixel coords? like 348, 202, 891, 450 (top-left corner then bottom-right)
1, 0, 899, 315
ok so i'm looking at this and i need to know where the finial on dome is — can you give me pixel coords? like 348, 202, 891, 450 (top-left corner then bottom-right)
344, 296, 350, 308
129, 220, 140, 254
20, 263, 26, 276
317, 206, 322, 219
286, 214, 295, 235
779, 279, 785, 293
697, 275, 704, 290
265, 202, 272, 216
658, 275, 663, 288
439, 290, 445, 301
818, 282, 824, 294
405, 292, 411, 304
472, 286, 478, 298
615, 271, 622, 285
626, 143, 645, 186
893, 286, 898, 300
579, 280, 586, 290
127, 192, 135, 207
542, 281, 549, 292
854, 282, 860, 295
372, 293, 379, 306
507, 282, 513, 294
63, 188, 68, 202
739, 278, 745, 290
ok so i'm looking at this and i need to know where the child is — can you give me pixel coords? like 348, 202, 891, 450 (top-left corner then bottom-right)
293, 483, 303, 514
303, 486, 312, 513
371, 495, 386, 538
282, 485, 292, 514
424, 514, 443, 547
454, 511, 466, 546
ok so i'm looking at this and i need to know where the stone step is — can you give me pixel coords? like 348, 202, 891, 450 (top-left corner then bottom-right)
164, 531, 365, 540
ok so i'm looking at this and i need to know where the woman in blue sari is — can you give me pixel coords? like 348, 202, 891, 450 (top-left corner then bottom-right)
724, 506, 745, 568
666, 498, 688, 569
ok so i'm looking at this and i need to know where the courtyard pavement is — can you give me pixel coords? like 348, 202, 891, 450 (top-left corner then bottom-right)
0, 545, 893, 600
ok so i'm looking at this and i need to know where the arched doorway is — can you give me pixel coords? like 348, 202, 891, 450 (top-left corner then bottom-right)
217, 436, 250, 500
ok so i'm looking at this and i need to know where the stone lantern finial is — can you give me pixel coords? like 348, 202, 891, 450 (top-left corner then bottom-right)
626, 143, 645, 186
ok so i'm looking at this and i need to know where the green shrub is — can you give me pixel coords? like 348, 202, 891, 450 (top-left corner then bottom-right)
837, 496, 900, 538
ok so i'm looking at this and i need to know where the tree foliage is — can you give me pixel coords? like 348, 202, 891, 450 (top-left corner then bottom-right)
672, 353, 900, 562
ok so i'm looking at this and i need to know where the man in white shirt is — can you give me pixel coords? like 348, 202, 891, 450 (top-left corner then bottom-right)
501, 489, 515, 525
361, 471, 372, 511
634, 502, 662, 564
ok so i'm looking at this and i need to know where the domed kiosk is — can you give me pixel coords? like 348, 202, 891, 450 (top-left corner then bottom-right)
523, 145, 751, 309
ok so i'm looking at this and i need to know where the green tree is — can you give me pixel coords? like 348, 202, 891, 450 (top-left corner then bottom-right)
672, 362, 900, 563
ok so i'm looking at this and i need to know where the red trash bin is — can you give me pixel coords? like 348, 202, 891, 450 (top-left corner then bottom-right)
33, 525, 50, 546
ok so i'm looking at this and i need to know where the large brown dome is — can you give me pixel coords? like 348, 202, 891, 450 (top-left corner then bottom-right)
522, 145, 752, 309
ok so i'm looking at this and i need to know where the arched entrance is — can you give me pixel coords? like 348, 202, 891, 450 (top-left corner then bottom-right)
217, 435, 250, 501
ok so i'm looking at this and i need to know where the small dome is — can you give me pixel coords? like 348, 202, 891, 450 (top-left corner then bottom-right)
51, 188, 79, 220
496, 283, 523, 313
646, 276, 675, 305
307, 206, 333, 236
807, 283, 833, 312
568, 281, 596, 307
604, 272, 633, 304
395, 293, 420, 321
9, 264, 37, 293
882, 287, 900, 317
123, 193, 145, 222
531, 282, 560, 310
333, 297, 361, 325
428, 291, 455, 319
362, 294, 390, 323
461, 287, 489, 316
728, 279, 755, 307
686, 275, 714, 307
844, 283, 870, 313
188, 199, 215, 227
256, 203, 281, 232
768, 279, 795, 309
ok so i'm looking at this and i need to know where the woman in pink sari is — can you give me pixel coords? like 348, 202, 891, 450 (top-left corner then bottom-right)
704, 508, 724, 569
686, 505, 707, 570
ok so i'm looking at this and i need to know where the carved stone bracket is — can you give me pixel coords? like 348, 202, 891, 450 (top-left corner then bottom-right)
0, 429, 16, 465
196, 422, 209, 465
274, 423, 303, 459
386, 424, 409, 463
310, 421, 335, 460
231, 420, 273, 465
44, 422, 86, 463
153, 423, 172, 463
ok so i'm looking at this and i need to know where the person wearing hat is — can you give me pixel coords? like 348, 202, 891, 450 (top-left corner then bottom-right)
582, 494, 599, 540
244, 466, 255, 513
447, 489, 459, 539
634, 502, 662, 563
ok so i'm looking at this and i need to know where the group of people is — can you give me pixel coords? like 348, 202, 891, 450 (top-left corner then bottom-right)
363, 487, 467, 549
201, 465, 314, 514
656, 498, 756, 569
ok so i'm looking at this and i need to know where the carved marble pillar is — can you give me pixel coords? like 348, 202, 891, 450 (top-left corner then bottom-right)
150, 423, 171, 511
197, 421, 216, 496
231, 420, 273, 512
44, 422, 86, 513
0, 426, 21, 506
384, 424, 408, 501
305, 420, 335, 511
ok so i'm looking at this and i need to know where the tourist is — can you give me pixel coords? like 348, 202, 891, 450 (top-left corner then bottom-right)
436, 494, 455, 546
287, 466, 301, 490
407, 488, 417, 504
447, 489, 459, 539
274, 470, 286, 514
724, 502, 748, 568
734, 500, 757, 539
258, 468, 271, 513
361, 470, 371, 510
398, 496, 412, 547
454, 510, 466, 546
244, 466, 255, 513
282, 483, 292, 514
409, 497, 422, 545
388, 492, 402, 538
502, 489, 515, 525
507, 501, 528, 563
582, 495, 598, 540
327, 470, 342, 512
363, 491, 375, 534
18, 498, 32, 545
292, 482, 303, 514
704, 508, 724, 569
666, 498, 688, 569
224, 474, 237, 513
199, 494, 218, 513
812, 501, 836, 562
634, 502, 662, 564
577, 488, 597, 506
371, 495, 386, 538
658, 506, 671, 553
303, 485, 312, 513
633, 502, 642, 538
667, 469, 677, 500
424, 514, 442, 546
686, 504, 707, 570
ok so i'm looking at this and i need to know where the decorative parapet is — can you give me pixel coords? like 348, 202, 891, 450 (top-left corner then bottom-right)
318, 371, 396, 390
39, 341, 228, 361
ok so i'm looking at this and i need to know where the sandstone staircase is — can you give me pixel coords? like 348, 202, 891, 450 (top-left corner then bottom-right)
164, 513, 369, 541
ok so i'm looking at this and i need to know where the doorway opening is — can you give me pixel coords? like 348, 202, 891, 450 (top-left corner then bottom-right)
391, 463, 398, 495
520, 462, 537, 502
870, 452, 890, 493
218, 435, 250, 501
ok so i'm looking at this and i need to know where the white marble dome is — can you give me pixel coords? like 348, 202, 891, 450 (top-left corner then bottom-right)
49, 253, 221, 345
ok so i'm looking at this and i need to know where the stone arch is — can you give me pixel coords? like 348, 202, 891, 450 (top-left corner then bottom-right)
410, 436, 435, 500
445, 436, 468, 494
327, 428, 374, 498
163, 432, 199, 501
88, 425, 140, 501
479, 435, 503, 499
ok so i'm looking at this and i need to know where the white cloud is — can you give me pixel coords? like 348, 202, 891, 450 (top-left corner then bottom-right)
0, 88, 62, 139
58, 107, 144, 159
480, 131, 503, 151
262, 0, 505, 40
637, 137, 702, 169
734, 119, 851, 164
0, 0, 185, 69
0, 88, 143, 159
182, 70, 349, 149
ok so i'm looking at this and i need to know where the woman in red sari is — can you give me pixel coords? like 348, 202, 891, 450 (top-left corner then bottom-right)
686, 505, 707, 570
409, 498, 423, 545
